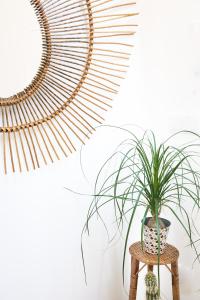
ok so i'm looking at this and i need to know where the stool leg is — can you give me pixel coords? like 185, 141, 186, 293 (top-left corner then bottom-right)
148, 265, 153, 272
171, 260, 180, 300
129, 257, 139, 300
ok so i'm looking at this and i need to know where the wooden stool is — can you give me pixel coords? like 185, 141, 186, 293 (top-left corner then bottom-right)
129, 242, 180, 300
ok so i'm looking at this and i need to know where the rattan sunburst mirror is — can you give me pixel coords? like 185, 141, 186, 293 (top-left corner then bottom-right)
0, 0, 137, 174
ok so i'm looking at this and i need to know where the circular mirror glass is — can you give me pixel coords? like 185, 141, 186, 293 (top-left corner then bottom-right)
0, 0, 42, 99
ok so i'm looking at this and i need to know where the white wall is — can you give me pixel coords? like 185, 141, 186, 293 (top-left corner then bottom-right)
1, 0, 200, 299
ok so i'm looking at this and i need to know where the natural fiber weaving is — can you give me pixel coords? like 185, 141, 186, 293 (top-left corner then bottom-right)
0, 0, 137, 173
129, 242, 179, 265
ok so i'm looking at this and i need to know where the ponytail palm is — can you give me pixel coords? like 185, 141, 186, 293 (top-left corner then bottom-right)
82, 130, 200, 287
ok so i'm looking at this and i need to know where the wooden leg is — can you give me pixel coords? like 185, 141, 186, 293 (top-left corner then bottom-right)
148, 265, 153, 272
171, 260, 180, 300
129, 256, 139, 300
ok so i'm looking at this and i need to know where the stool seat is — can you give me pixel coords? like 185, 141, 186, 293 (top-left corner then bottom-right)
129, 242, 179, 265
129, 241, 180, 300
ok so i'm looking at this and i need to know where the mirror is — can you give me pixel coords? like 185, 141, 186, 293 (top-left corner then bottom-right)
0, 0, 42, 98
0, 0, 135, 174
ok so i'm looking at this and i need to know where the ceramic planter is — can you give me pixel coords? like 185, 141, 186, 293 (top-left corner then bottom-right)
143, 217, 171, 255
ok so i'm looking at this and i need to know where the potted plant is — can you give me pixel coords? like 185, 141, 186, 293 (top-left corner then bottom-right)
81, 129, 200, 291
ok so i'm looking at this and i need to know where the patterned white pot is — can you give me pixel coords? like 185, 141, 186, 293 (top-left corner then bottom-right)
143, 217, 171, 255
